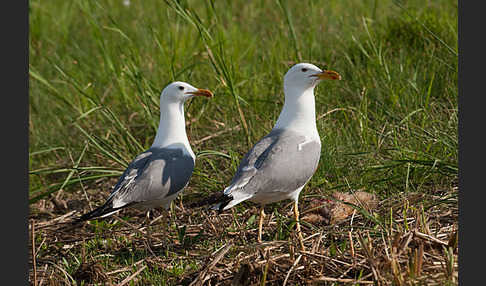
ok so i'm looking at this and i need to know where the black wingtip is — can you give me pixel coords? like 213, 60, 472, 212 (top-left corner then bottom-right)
187, 192, 224, 208
187, 192, 233, 213
71, 206, 108, 225
78, 208, 105, 222
217, 194, 233, 213
72, 201, 122, 225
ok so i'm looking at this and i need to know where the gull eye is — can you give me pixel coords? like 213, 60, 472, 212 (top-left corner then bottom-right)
301, 68, 308, 72
178, 86, 184, 91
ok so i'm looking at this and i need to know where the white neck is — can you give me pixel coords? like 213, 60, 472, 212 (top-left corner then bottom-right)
273, 86, 320, 139
151, 99, 195, 159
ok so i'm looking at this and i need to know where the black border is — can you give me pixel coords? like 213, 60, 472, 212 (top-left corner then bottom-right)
2, 0, 29, 283
458, 1, 478, 285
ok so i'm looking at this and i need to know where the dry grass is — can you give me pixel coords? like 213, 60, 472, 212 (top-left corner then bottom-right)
28, 185, 457, 285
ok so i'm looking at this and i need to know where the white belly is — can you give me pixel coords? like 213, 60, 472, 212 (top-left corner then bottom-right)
249, 185, 305, 205
132, 192, 180, 211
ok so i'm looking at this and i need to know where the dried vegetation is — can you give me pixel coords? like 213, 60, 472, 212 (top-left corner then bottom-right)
29, 186, 457, 285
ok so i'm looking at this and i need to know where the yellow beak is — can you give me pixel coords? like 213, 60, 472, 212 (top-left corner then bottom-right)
185, 88, 214, 98
311, 70, 342, 80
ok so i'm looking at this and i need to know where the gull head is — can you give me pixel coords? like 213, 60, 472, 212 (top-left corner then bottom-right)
161, 81, 213, 103
283, 63, 341, 94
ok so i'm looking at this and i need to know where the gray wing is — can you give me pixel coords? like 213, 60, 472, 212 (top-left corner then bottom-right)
109, 147, 195, 208
224, 129, 321, 198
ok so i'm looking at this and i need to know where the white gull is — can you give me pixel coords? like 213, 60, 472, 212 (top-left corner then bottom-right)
213, 63, 341, 250
77, 81, 213, 222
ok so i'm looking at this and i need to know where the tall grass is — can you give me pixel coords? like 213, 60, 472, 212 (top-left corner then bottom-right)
29, 0, 457, 204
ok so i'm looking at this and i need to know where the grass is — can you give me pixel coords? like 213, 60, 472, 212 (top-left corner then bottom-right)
29, 0, 457, 284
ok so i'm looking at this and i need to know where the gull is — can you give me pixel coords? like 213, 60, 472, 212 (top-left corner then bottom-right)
76, 81, 213, 222
212, 63, 341, 250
